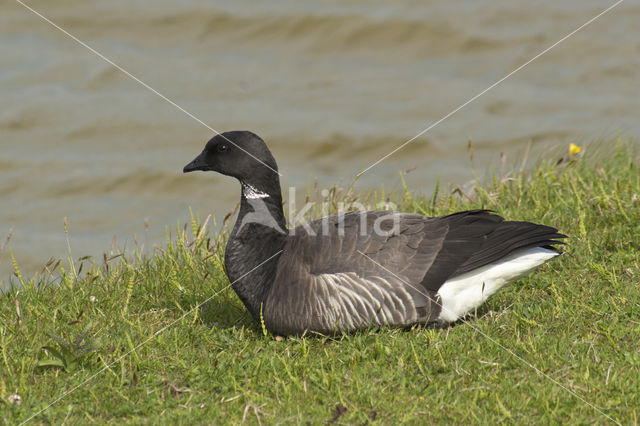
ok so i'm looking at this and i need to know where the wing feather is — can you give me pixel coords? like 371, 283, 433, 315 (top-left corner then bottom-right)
264, 209, 564, 335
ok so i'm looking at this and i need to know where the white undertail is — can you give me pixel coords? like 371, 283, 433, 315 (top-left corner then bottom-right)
436, 247, 559, 322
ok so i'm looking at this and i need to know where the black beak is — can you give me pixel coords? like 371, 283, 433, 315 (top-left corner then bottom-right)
183, 151, 207, 173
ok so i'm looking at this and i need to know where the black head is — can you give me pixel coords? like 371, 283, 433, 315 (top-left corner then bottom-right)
183, 131, 279, 184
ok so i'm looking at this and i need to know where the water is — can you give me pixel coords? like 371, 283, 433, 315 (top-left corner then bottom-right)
1, 0, 638, 281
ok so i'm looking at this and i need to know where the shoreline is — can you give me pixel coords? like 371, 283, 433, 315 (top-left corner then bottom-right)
1, 140, 639, 423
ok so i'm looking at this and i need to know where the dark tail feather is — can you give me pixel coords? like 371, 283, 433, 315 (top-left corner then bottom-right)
453, 221, 567, 276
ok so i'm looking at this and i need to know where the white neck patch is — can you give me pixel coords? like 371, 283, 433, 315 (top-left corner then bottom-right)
242, 182, 269, 199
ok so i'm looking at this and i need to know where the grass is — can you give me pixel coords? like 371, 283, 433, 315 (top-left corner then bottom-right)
1, 140, 639, 424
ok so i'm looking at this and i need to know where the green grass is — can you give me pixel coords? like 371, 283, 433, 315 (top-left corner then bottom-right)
1, 140, 639, 424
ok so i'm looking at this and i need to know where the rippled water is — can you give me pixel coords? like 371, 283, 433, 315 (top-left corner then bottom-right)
1, 0, 638, 281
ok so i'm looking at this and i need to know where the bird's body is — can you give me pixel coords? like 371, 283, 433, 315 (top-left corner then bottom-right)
184, 131, 566, 336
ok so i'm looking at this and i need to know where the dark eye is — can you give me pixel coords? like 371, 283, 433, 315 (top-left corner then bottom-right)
217, 144, 228, 153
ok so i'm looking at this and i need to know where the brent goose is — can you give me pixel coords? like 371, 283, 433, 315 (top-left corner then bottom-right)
184, 131, 566, 336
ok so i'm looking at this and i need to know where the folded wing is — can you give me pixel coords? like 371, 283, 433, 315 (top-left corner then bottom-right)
264, 210, 565, 335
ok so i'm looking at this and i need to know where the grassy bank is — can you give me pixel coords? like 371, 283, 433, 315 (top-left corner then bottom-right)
1, 141, 639, 424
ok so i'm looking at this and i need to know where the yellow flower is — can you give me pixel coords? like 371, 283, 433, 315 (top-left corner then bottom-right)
569, 143, 582, 157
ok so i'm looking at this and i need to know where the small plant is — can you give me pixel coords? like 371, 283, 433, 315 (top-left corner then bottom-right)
37, 324, 97, 372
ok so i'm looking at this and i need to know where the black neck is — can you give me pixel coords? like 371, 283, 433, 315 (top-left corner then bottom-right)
224, 179, 287, 322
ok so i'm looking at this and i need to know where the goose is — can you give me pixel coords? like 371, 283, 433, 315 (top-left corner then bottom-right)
183, 131, 566, 336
